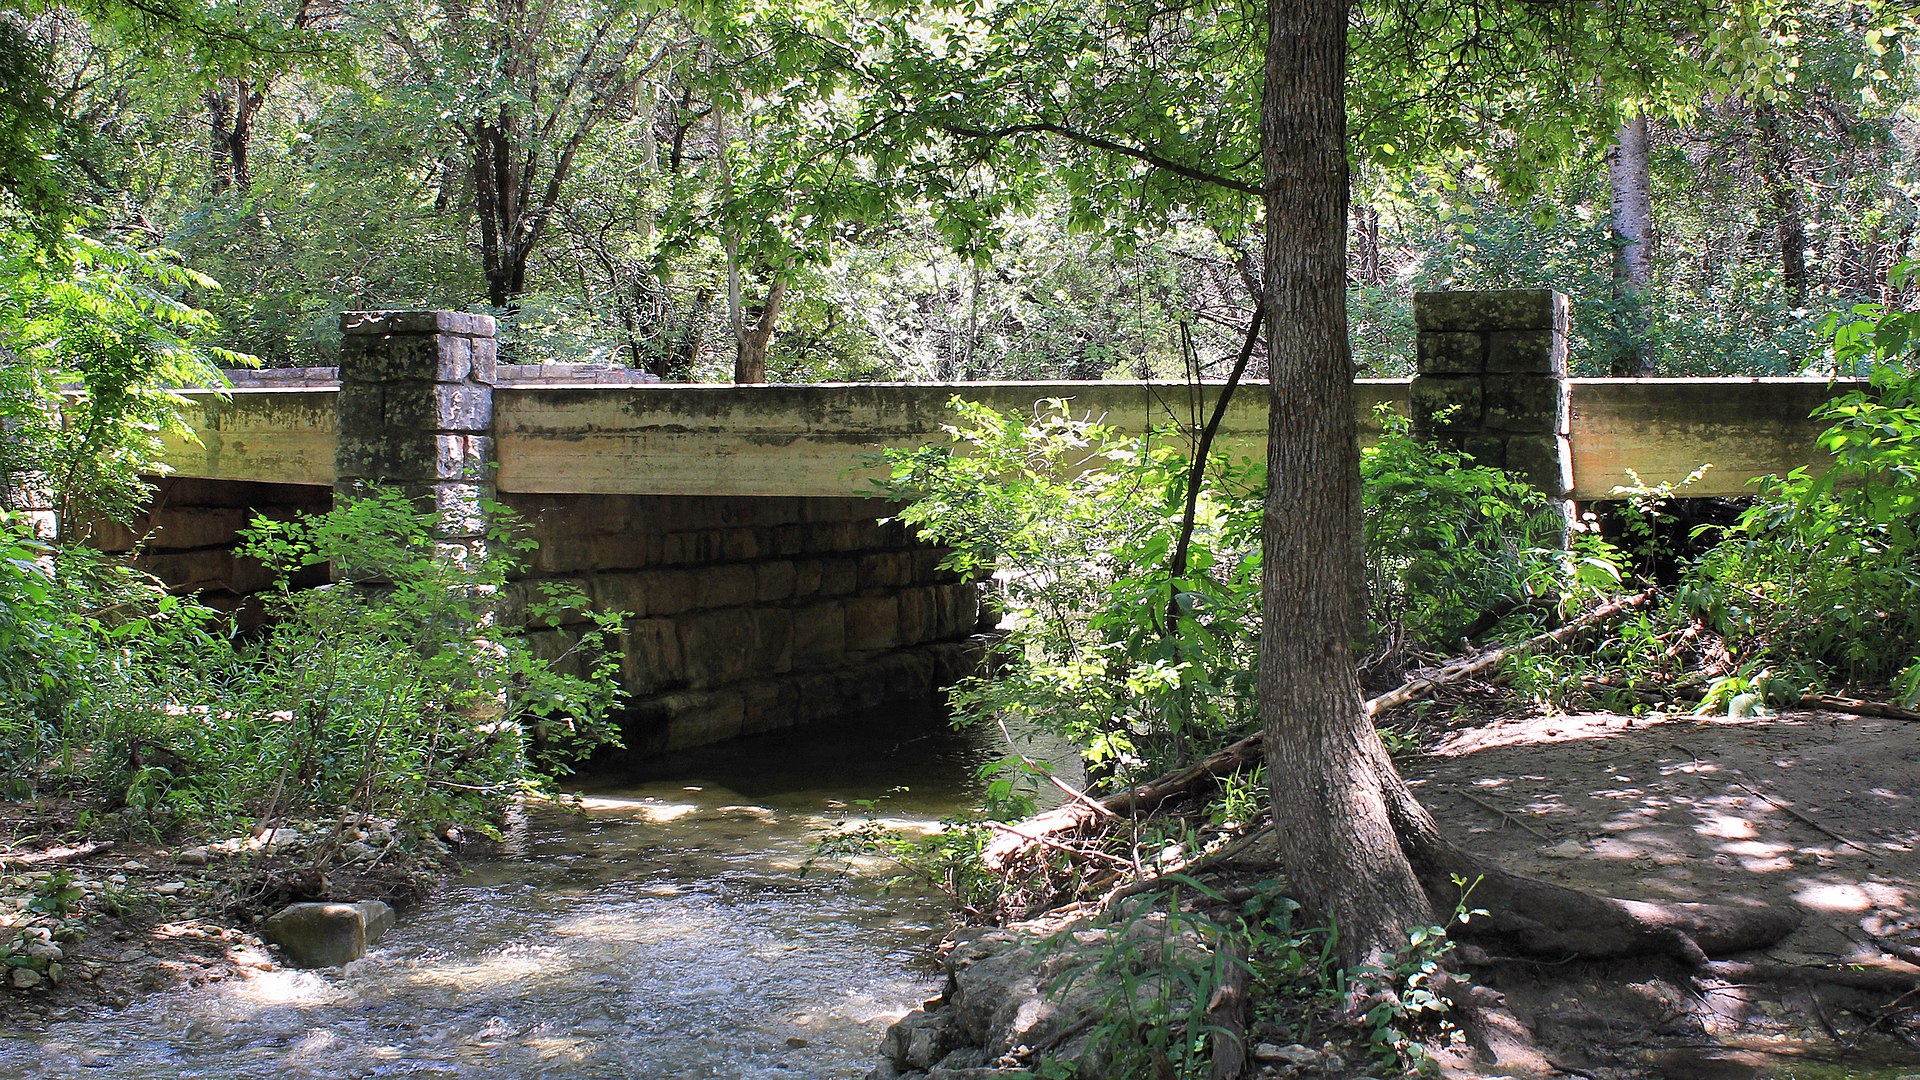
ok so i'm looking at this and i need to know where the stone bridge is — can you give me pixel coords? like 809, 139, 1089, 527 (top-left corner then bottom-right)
88, 290, 1856, 756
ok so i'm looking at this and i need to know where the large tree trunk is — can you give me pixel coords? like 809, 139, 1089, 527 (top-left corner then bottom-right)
1605, 110, 1654, 376
1256, 3, 1800, 976
1259, 0, 1432, 973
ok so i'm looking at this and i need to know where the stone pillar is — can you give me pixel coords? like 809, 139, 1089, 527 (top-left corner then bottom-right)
335, 312, 497, 556
1410, 290, 1573, 503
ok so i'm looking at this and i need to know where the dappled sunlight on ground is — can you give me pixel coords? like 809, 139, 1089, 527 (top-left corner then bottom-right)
1412, 708, 1918, 962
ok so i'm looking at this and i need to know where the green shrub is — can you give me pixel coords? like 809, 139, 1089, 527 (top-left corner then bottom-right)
884, 398, 1264, 781
1686, 362, 1920, 699
2, 492, 626, 840
883, 398, 1585, 787
1360, 409, 1578, 651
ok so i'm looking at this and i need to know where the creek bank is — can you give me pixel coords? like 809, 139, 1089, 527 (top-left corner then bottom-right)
0, 800, 446, 1023
874, 705, 1920, 1080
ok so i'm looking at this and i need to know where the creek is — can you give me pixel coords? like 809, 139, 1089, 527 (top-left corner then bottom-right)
2, 712, 1045, 1079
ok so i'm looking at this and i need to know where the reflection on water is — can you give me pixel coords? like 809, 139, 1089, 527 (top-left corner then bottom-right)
2, 712, 1047, 1079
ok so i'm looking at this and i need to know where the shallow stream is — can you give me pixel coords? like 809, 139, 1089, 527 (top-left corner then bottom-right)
2, 713, 1019, 1079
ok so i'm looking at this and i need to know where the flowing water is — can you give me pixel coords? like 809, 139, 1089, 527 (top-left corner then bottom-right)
2, 712, 1035, 1079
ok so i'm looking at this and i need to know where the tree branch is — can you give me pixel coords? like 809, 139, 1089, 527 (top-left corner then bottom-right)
937, 121, 1263, 195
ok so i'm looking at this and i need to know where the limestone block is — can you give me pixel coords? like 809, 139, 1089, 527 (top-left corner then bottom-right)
1415, 332, 1486, 376
1413, 289, 1566, 333
335, 384, 386, 434
1462, 436, 1508, 469
262, 903, 368, 968
910, 546, 952, 583
936, 583, 982, 639
335, 433, 439, 482
751, 608, 794, 675
676, 609, 754, 687
576, 531, 653, 573
1408, 375, 1484, 436
588, 572, 648, 618
407, 481, 490, 538
695, 564, 757, 609
716, 529, 760, 561
1503, 435, 1575, 496
932, 638, 988, 687
145, 506, 252, 551
1483, 374, 1569, 435
765, 524, 809, 557
523, 627, 585, 677
898, 587, 938, 645
1486, 329, 1568, 376
789, 601, 847, 669
792, 559, 824, 597
787, 672, 844, 724
641, 569, 700, 616
818, 558, 858, 596
661, 690, 745, 750
619, 618, 683, 694
754, 561, 797, 602
845, 595, 901, 653
434, 435, 495, 482
341, 310, 496, 338
468, 334, 498, 383
858, 551, 913, 590
739, 678, 799, 736
381, 383, 493, 434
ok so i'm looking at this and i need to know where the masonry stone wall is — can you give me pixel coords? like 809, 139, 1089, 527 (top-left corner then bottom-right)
88, 477, 332, 621
502, 491, 988, 758
1411, 289, 1573, 500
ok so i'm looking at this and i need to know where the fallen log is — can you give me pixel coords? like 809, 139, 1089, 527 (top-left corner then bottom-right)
1584, 679, 1920, 724
982, 590, 1655, 869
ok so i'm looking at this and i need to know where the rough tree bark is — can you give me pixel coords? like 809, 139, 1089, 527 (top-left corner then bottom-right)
1605, 109, 1654, 376
1259, 0, 1433, 972
1258, 0, 1798, 974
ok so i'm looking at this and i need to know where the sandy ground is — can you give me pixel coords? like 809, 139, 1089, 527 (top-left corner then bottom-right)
1406, 707, 1920, 1079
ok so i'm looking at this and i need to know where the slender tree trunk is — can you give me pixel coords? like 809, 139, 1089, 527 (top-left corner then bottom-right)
735, 275, 784, 383
206, 91, 234, 195
1754, 101, 1809, 308
1259, 0, 1431, 973
1606, 110, 1653, 376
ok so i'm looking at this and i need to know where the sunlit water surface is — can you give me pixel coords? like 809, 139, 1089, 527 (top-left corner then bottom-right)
2, 714, 1031, 1079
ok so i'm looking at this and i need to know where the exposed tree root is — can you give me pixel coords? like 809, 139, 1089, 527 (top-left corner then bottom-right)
1700, 958, 1920, 995
988, 586, 1806, 967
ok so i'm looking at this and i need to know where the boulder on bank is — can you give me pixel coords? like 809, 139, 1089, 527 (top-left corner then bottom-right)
261, 900, 395, 968
872, 913, 1211, 1080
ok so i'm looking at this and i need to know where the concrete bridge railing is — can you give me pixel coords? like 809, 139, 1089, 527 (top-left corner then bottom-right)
155, 292, 1854, 505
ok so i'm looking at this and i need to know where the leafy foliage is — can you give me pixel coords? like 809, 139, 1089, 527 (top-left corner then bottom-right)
1687, 360, 1920, 698
1361, 409, 1576, 653
884, 399, 1263, 779
884, 399, 1582, 783
0, 493, 626, 839
0, 225, 243, 522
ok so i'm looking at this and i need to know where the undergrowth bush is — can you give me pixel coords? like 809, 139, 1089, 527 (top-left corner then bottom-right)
1686, 362, 1920, 701
883, 398, 1585, 790
0, 492, 626, 840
